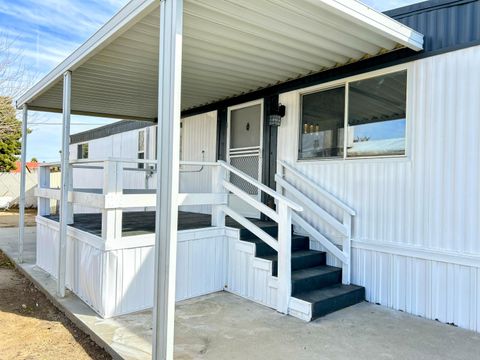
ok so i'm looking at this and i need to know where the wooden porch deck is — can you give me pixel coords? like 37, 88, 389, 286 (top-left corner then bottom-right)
43, 211, 274, 237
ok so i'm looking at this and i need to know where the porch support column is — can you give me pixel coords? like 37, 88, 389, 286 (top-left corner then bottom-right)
57, 70, 72, 297
18, 104, 28, 263
152, 0, 183, 359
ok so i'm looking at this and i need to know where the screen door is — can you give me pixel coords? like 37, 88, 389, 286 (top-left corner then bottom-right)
227, 101, 263, 219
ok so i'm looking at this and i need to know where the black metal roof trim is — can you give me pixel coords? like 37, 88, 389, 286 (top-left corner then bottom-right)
70, 120, 153, 144
385, 0, 477, 18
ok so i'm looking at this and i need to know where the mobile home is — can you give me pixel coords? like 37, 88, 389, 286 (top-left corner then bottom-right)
16, 0, 480, 356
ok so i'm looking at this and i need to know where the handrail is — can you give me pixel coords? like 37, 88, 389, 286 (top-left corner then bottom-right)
276, 176, 348, 237
223, 181, 279, 222
278, 160, 356, 216
41, 158, 220, 168
276, 160, 355, 285
292, 213, 347, 263
221, 205, 278, 252
219, 160, 302, 212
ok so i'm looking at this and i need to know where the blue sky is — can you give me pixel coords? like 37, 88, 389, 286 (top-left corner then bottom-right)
0, 0, 420, 162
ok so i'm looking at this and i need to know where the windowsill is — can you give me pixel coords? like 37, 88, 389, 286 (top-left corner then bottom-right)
295, 154, 410, 165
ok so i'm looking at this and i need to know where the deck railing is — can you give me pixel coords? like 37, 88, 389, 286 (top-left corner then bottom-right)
36, 158, 303, 314
36, 158, 228, 241
276, 160, 356, 285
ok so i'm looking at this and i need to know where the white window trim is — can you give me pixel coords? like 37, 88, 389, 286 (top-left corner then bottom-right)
296, 63, 412, 163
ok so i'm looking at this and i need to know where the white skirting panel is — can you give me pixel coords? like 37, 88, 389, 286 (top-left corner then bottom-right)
352, 244, 480, 332
226, 228, 278, 310
36, 217, 228, 318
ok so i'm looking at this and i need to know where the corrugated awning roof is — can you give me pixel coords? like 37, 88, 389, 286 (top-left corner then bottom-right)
16, 0, 423, 120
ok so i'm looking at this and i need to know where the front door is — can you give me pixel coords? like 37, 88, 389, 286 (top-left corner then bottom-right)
227, 100, 263, 219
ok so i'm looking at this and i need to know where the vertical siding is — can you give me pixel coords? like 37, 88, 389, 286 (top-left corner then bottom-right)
277, 46, 480, 331
36, 219, 228, 318
179, 111, 218, 214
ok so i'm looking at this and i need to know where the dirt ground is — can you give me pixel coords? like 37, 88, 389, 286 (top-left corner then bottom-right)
0, 251, 111, 360
0, 208, 37, 228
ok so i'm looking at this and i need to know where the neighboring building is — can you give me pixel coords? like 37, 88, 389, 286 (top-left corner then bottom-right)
20, 0, 480, 334
10, 161, 39, 174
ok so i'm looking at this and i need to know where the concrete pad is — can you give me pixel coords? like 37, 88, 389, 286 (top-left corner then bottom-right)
1, 227, 479, 360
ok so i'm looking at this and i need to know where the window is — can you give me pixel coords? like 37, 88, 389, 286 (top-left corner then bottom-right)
299, 70, 407, 160
77, 143, 88, 159
138, 130, 145, 169
299, 87, 345, 159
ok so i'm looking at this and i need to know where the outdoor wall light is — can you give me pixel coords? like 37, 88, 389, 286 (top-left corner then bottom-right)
268, 104, 286, 127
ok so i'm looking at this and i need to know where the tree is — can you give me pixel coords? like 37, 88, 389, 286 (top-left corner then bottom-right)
0, 96, 21, 172
0, 34, 33, 172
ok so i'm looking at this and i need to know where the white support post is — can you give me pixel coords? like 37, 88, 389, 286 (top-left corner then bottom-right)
152, 0, 183, 359
38, 166, 51, 216
276, 201, 292, 314
102, 160, 123, 241
58, 70, 72, 297
211, 165, 226, 227
18, 104, 28, 263
342, 213, 352, 285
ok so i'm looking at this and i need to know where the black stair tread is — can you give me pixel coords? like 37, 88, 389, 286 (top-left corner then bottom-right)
241, 234, 307, 243
293, 284, 364, 303
291, 265, 341, 281
257, 249, 325, 262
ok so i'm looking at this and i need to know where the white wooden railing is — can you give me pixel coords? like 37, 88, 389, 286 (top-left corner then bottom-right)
215, 160, 303, 314
36, 158, 303, 314
275, 160, 356, 285
36, 158, 228, 241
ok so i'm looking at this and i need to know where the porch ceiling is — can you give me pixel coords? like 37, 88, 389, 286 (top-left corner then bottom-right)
17, 0, 423, 120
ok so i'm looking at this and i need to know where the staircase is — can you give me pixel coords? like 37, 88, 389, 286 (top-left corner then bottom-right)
239, 224, 364, 320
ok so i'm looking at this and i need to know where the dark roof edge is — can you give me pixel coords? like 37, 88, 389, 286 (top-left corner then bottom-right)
385, 0, 476, 18
70, 120, 154, 144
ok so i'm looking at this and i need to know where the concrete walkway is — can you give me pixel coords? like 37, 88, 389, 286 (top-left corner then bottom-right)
1, 227, 479, 360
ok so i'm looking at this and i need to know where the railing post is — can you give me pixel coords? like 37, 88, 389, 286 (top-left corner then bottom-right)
342, 213, 352, 285
58, 70, 72, 297
102, 160, 123, 241
211, 164, 226, 227
38, 166, 51, 216
277, 201, 292, 314
66, 164, 74, 225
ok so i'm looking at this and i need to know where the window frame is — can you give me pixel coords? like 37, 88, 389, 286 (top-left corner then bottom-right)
77, 143, 89, 160
297, 64, 410, 162
138, 129, 146, 169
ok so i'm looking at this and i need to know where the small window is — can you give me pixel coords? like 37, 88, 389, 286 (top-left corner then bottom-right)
77, 143, 88, 159
299, 70, 407, 160
138, 130, 145, 169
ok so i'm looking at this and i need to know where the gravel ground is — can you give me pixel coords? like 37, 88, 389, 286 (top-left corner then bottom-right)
0, 251, 111, 359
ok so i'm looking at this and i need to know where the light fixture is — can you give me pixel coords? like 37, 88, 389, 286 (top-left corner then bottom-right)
268, 104, 286, 127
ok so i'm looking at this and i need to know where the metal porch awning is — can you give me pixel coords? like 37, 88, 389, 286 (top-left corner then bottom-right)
16, 0, 423, 118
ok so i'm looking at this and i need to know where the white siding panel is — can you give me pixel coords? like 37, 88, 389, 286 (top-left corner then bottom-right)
278, 46, 480, 331
179, 111, 217, 214
226, 228, 278, 310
